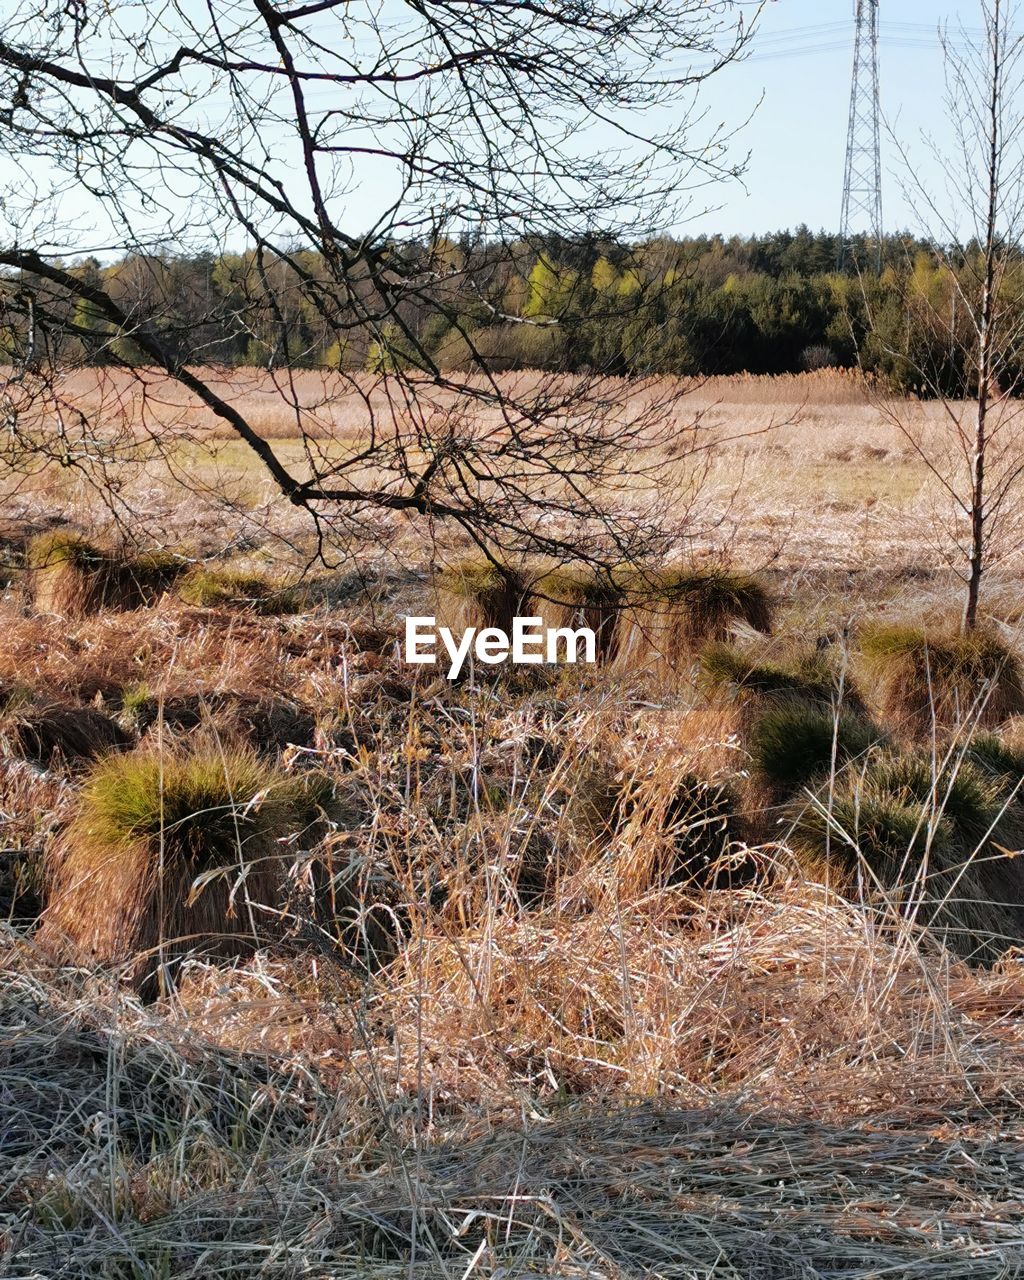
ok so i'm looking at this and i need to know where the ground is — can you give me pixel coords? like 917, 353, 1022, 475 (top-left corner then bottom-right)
2, 370, 1024, 1278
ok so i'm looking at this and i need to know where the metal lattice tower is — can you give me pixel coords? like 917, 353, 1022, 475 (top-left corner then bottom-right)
839, 0, 883, 271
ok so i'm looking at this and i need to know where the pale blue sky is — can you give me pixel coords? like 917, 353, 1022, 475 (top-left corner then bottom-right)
0, 0, 997, 256
683, 0, 984, 237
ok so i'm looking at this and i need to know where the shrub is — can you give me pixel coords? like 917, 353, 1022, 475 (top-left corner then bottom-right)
611, 568, 773, 681
177, 566, 304, 614
858, 624, 1024, 735
37, 748, 333, 993
28, 533, 186, 616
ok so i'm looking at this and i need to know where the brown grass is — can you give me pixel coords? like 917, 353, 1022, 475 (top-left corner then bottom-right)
28, 532, 187, 617
37, 747, 329, 994
528, 565, 622, 661
2, 702, 131, 769
432, 559, 528, 635
611, 568, 773, 682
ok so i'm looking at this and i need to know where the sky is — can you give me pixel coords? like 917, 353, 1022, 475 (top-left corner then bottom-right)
0, 0, 997, 257
681, 0, 985, 238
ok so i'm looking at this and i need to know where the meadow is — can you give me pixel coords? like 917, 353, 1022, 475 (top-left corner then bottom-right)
4, 370, 1024, 1278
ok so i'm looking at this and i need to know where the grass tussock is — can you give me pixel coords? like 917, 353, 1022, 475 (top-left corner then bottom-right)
787, 748, 1024, 964
432, 559, 527, 636
748, 701, 883, 803
177, 566, 305, 614
2, 702, 131, 770
613, 763, 748, 895
528, 566, 621, 661
858, 623, 1024, 735
28, 532, 186, 617
37, 747, 332, 993
612, 568, 772, 681
701, 642, 866, 717
122, 686, 316, 754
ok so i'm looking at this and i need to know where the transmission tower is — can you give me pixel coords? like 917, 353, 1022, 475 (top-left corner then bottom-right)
839, 0, 883, 271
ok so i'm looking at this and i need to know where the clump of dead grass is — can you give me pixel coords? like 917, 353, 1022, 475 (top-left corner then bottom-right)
858, 623, 1024, 735
1, 701, 131, 770
121, 686, 316, 754
612, 568, 772, 682
528, 565, 621, 661
28, 532, 186, 617
432, 558, 528, 636
701, 641, 867, 718
37, 746, 332, 993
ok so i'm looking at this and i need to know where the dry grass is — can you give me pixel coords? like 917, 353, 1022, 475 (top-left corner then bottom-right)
1, 701, 131, 769
28, 531, 187, 617
432, 559, 528, 635
4, 917, 1024, 1278
528, 565, 622, 661
6, 369, 1024, 1273
176, 564, 306, 614
611, 568, 773, 682
37, 746, 330, 994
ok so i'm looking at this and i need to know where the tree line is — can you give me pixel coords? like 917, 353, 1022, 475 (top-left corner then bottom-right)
8, 227, 1022, 398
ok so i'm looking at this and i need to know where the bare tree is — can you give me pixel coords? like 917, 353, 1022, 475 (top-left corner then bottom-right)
0, 0, 762, 568
871, 0, 1024, 629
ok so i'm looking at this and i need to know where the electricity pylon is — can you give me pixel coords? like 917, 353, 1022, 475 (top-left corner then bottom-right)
839, 0, 883, 271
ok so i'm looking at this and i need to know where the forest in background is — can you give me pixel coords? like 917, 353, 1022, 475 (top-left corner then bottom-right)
9, 227, 1020, 398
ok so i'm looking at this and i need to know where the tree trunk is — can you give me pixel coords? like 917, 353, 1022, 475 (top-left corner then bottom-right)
964, 0, 1003, 633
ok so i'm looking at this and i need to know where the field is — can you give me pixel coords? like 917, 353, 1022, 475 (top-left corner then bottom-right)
4, 370, 1024, 1278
